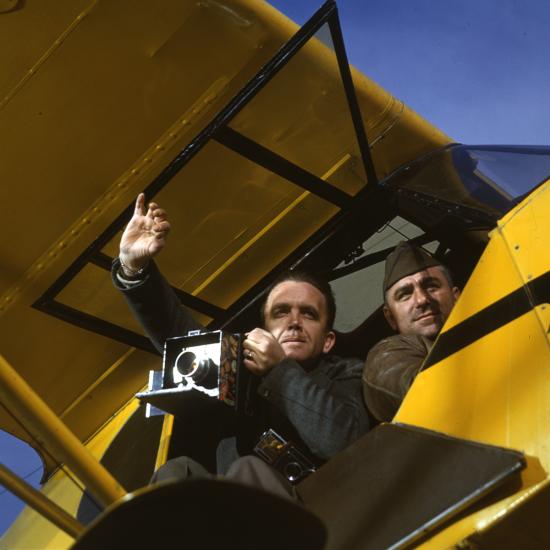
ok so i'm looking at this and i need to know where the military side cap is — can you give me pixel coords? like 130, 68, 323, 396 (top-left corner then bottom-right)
384, 241, 442, 292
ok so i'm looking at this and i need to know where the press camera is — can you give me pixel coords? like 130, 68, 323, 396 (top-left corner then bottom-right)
137, 330, 257, 417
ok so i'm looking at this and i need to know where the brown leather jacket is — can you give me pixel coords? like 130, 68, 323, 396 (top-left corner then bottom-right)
362, 334, 432, 423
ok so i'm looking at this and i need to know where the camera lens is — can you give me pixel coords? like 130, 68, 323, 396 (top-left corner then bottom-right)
283, 462, 304, 482
192, 358, 217, 387
175, 352, 197, 376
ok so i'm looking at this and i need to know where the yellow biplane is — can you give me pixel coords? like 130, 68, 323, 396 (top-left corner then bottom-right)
1, 0, 550, 548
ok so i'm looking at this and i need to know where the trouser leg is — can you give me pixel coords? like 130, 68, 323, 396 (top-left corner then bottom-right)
151, 455, 297, 502
150, 456, 212, 484
225, 456, 297, 501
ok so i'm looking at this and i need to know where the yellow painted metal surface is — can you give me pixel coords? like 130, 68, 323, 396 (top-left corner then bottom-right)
1, 0, 549, 547
0, 1, 455, 545
0, 0, 450, 470
154, 414, 174, 471
396, 179, 550, 546
0, 463, 84, 539
418, 475, 550, 549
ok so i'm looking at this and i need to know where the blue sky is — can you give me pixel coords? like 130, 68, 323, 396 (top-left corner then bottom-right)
0, 434, 43, 535
272, 0, 550, 145
2, 0, 549, 537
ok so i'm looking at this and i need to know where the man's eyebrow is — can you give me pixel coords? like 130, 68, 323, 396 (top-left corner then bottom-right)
392, 282, 414, 297
300, 304, 320, 316
269, 302, 290, 312
420, 276, 442, 286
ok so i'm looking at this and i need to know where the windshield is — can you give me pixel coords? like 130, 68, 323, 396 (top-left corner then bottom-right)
465, 145, 550, 201
384, 144, 550, 219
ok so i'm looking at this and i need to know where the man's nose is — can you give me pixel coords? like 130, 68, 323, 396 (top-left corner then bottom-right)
413, 286, 431, 307
288, 310, 302, 328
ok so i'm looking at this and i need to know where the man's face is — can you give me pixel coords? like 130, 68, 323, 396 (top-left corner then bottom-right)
384, 266, 460, 340
263, 281, 335, 367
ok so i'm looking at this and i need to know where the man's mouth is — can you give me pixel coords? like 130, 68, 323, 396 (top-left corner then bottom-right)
281, 337, 306, 344
414, 312, 439, 322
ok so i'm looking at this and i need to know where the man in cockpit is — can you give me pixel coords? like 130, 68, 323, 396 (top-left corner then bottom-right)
362, 241, 460, 423
113, 194, 370, 497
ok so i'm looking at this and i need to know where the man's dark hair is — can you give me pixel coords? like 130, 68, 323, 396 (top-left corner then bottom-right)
260, 270, 336, 330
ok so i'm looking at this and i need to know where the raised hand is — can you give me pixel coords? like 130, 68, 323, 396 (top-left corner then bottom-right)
119, 193, 171, 276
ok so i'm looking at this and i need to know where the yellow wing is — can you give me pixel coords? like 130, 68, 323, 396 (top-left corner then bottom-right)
0, 0, 448, 469
6, 1, 550, 549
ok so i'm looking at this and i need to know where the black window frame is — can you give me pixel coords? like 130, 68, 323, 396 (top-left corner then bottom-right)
32, 0, 382, 353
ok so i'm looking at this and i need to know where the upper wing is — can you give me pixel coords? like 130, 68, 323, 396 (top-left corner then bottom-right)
0, 0, 450, 473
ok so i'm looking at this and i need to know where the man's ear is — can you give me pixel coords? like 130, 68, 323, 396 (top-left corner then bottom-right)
323, 331, 336, 354
383, 305, 398, 331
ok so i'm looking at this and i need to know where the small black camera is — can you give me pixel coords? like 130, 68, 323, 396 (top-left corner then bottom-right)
254, 429, 317, 484
137, 330, 257, 417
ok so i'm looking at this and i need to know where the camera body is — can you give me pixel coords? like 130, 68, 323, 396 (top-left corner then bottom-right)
138, 330, 256, 417
254, 429, 317, 484
164, 331, 242, 405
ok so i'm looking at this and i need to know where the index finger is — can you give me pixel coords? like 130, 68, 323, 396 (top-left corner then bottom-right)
134, 193, 146, 216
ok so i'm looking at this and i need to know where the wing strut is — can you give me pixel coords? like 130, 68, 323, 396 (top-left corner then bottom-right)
0, 353, 127, 509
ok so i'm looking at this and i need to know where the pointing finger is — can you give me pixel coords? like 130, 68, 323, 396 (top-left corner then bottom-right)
134, 193, 146, 216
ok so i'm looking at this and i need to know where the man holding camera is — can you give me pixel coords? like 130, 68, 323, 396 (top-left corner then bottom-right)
362, 241, 460, 423
113, 194, 371, 496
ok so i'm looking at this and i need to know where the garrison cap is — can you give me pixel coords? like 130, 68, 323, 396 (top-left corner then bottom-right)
383, 241, 442, 293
